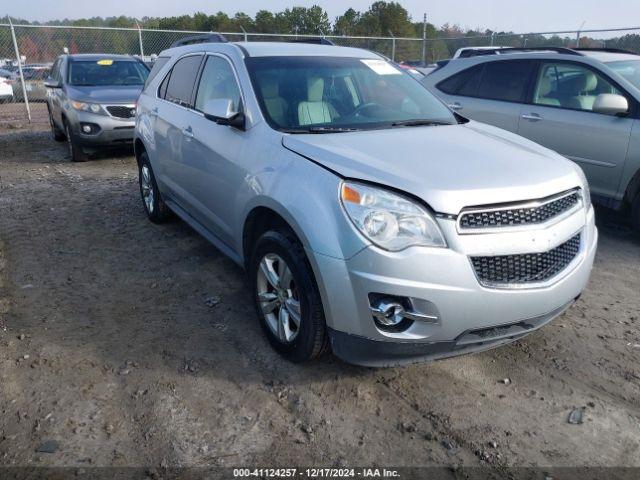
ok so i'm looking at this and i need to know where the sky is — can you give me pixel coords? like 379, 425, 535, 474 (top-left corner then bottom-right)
3, 0, 639, 34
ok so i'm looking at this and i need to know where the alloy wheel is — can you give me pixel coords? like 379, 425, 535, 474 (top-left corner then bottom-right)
140, 164, 155, 214
256, 253, 301, 343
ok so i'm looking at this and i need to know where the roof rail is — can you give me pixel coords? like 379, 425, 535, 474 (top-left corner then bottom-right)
287, 37, 335, 46
170, 33, 228, 48
458, 46, 583, 58
574, 47, 640, 55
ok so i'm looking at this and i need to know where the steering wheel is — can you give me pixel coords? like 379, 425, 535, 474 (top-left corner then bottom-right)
352, 102, 384, 117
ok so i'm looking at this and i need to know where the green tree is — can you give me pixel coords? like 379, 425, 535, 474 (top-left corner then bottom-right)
254, 10, 276, 33
333, 8, 361, 36
275, 6, 330, 35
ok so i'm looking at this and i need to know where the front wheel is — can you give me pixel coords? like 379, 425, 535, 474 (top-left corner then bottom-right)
49, 108, 65, 142
64, 122, 88, 162
250, 229, 329, 362
632, 192, 640, 234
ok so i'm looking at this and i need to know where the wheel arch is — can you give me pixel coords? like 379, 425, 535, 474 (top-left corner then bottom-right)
624, 166, 640, 205
242, 205, 308, 270
134, 138, 147, 165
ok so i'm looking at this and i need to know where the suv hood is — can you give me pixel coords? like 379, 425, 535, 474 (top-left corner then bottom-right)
66, 85, 142, 104
282, 121, 583, 214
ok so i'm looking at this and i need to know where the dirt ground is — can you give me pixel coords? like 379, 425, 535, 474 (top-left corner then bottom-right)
1, 124, 639, 476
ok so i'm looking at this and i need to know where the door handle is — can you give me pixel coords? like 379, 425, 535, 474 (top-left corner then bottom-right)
448, 102, 463, 111
521, 113, 543, 122
183, 126, 194, 139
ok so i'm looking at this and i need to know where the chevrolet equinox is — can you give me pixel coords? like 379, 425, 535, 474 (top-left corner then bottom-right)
134, 38, 597, 367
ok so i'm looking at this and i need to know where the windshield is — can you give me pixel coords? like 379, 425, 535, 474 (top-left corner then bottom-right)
68, 60, 149, 87
607, 60, 640, 91
245, 56, 456, 132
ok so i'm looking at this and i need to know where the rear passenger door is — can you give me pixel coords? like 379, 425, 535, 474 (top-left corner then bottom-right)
436, 59, 535, 132
517, 61, 634, 202
153, 54, 203, 206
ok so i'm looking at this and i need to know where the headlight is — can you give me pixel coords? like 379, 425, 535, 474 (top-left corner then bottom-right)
575, 167, 592, 210
340, 181, 447, 251
71, 101, 104, 115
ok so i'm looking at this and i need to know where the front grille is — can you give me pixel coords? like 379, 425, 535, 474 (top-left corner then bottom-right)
106, 106, 136, 119
471, 233, 581, 287
459, 190, 581, 230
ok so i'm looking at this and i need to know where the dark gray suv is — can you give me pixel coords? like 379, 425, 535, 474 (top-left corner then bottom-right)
45, 54, 149, 161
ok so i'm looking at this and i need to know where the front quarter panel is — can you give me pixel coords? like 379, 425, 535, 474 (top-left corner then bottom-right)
235, 130, 369, 263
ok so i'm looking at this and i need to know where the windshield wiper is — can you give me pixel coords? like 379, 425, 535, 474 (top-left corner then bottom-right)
281, 126, 361, 134
390, 119, 452, 127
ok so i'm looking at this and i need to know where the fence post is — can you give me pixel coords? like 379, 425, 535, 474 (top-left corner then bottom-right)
388, 30, 396, 61
240, 26, 248, 42
421, 13, 427, 63
136, 22, 144, 58
8, 18, 31, 123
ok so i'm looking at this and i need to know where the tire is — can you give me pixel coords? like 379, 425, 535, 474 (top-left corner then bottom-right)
250, 229, 329, 362
64, 122, 88, 162
49, 108, 65, 142
138, 151, 170, 224
632, 192, 640, 234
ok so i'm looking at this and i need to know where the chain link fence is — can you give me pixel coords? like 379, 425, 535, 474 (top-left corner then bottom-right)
2, 23, 640, 125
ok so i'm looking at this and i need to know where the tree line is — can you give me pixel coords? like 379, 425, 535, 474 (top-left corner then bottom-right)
2, 1, 639, 63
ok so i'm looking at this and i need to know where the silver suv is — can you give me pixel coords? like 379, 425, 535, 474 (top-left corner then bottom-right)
422, 47, 640, 231
134, 38, 597, 366
45, 54, 149, 161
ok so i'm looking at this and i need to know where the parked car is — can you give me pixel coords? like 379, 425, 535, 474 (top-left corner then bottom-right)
0, 68, 13, 103
12, 65, 51, 102
422, 47, 640, 231
399, 60, 438, 76
44, 54, 150, 161
452, 46, 511, 58
135, 37, 597, 366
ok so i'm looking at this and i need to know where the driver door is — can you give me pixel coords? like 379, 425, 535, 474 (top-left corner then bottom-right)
181, 54, 246, 246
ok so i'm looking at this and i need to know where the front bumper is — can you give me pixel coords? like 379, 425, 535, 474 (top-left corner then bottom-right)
312, 205, 597, 366
68, 109, 136, 148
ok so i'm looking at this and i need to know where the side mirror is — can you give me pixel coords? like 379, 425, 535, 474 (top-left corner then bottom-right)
202, 98, 245, 129
593, 93, 628, 116
43, 76, 61, 89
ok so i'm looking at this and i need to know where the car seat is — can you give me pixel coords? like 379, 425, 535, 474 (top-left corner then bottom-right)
535, 75, 561, 107
297, 77, 338, 125
260, 75, 288, 126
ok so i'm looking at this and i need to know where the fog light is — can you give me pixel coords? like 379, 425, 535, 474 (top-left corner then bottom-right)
80, 123, 100, 135
369, 294, 439, 332
371, 300, 406, 327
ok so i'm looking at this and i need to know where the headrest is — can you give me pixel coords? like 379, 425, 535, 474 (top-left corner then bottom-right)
560, 72, 598, 94
307, 77, 324, 102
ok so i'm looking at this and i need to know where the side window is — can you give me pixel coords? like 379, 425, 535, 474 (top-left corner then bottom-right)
158, 71, 170, 99
50, 59, 60, 81
477, 60, 535, 102
144, 56, 170, 90
194, 56, 242, 112
533, 62, 622, 112
164, 55, 203, 107
437, 64, 483, 97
